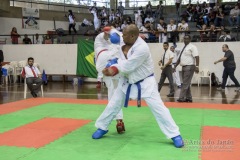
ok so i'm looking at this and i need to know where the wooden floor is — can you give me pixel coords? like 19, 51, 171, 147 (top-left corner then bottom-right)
0, 81, 240, 104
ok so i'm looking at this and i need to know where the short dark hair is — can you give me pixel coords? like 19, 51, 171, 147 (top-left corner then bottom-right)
184, 34, 191, 39
163, 42, 169, 46
28, 57, 34, 61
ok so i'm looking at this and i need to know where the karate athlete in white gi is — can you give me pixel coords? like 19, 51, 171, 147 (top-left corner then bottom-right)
92, 24, 184, 148
94, 26, 125, 133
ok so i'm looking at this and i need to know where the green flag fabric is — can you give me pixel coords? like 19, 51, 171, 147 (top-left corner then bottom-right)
76, 38, 97, 78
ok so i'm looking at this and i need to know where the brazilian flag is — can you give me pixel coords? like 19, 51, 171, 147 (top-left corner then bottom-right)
76, 38, 97, 78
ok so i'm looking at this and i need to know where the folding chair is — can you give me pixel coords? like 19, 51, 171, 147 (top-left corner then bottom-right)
198, 69, 211, 87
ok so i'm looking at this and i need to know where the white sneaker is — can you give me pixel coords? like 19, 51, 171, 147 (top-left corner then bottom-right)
216, 87, 225, 91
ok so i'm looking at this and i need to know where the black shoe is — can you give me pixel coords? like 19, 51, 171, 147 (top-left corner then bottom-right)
177, 99, 187, 102
186, 98, 193, 103
167, 93, 174, 97
31, 91, 37, 98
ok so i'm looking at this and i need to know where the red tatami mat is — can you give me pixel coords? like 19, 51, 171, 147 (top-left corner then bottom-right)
0, 118, 91, 148
0, 98, 53, 115
1, 98, 240, 116
200, 126, 240, 160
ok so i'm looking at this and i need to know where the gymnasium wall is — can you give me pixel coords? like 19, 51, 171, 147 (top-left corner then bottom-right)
2, 42, 240, 84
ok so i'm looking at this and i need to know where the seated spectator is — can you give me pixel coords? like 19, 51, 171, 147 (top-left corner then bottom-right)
21, 57, 42, 98
167, 19, 177, 46
197, 24, 209, 42
139, 23, 149, 40
195, 2, 202, 13
181, 4, 193, 22
178, 19, 189, 42
114, 17, 121, 25
44, 35, 52, 44
22, 34, 32, 44
115, 23, 121, 31
228, 4, 240, 26
126, 16, 133, 24
214, 8, 224, 27
139, 21, 155, 41
213, 2, 221, 12
109, 9, 115, 23
207, 23, 221, 42
208, 9, 216, 24
35, 33, 42, 44
202, 4, 212, 25
121, 21, 128, 31
195, 9, 204, 29
157, 17, 167, 43
218, 30, 231, 42
191, 5, 199, 22
144, 14, 154, 24
11, 27, 20, 44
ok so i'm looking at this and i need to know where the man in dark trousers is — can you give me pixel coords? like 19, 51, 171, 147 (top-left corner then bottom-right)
214, 44, 240, 92
174, 35, 199, 102
22, 57, 42, 97
0, 50, 4, 85
158, 42, 175, 97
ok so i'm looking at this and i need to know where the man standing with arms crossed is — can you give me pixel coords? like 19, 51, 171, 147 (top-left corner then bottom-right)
174, 35, 199, 102
92, 24, 184, 148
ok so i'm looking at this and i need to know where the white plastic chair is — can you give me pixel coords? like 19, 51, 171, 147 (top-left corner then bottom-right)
198, 69, 211, 87
22, 63, 43, 98
24, 78, 44, 99
1, 65, 13, 84
17, 60, 27, 83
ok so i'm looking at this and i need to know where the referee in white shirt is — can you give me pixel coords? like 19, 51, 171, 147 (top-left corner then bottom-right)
158, 42, 175, 97
174, 35, 199, 102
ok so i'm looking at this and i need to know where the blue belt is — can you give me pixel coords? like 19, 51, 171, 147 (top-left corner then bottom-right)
124, 73, 154, 108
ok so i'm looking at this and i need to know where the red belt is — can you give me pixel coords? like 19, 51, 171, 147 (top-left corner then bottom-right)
96, 49, 108, 60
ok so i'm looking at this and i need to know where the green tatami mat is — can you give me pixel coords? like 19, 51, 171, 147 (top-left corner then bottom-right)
0, 103, 239, 160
